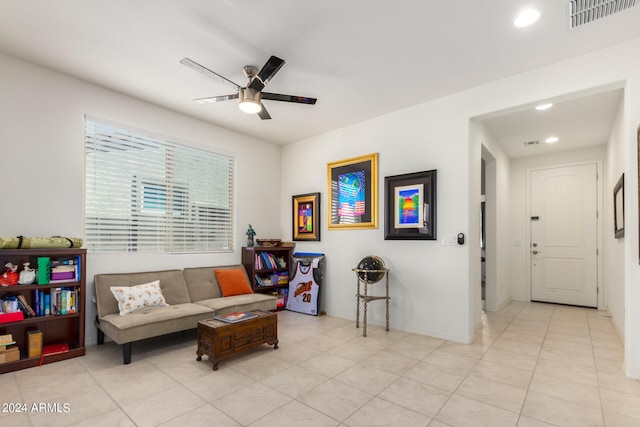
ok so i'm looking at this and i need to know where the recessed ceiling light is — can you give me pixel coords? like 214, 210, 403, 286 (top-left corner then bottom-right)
514, 9, 541, 27
545, 136, 559, 144
535, 103, 553, 111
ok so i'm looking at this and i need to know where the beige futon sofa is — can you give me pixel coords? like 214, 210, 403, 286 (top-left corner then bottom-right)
94, 265, 275, 364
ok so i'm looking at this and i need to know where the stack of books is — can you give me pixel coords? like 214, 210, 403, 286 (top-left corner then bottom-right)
0, 333, 19, 364
49, 256, 81, 283
254, 253, 287, 270
33, 288, 78, 317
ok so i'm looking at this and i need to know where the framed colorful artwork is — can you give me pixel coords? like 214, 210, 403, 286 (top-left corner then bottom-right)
327, 153, 378, 229
384, 169, 437, 240
292, 192, 321, 241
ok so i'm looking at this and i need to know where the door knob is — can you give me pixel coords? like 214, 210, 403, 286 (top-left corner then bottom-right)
532, 251, 538, 254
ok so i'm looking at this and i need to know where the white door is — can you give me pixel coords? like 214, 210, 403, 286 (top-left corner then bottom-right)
530, 163, 598, 307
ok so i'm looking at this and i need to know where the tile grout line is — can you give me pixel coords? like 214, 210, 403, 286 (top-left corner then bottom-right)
589, 310, 609, 427
428, 301, 530, 426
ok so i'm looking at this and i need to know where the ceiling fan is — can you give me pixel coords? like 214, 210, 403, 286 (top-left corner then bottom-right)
180, 55, 317, 120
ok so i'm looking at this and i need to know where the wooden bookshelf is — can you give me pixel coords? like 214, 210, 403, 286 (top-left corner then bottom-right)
0, 248, 86, 373
242, 246, 293, 311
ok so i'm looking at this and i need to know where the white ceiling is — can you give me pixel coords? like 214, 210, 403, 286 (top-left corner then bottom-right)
482, 87, 624, 158
1, 0, 639, 152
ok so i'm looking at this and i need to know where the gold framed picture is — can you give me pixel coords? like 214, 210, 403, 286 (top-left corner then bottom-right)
327, 153, 378, 230
292, 192, 321, 241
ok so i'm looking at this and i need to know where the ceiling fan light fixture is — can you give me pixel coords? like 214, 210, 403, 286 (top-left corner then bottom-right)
239, 87, 262, 114
239, 99, 261, 114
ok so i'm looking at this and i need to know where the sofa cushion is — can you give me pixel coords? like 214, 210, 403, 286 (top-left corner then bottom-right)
215, 268, 254, 297
196, 293, 276, 314
98, 303, 214, 344
183, 265, 251, 302
110, 280, 169, 315
95, 270, 191, 318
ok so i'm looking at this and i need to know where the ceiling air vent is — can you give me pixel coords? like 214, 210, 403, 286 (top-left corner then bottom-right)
566, 0, 637, 28
523, 140, 540, 147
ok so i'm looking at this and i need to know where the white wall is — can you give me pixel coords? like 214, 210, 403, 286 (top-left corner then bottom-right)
474, 121, 512, 314
281, 38, 640, 377
623, 78, 640, 379
605, 98, 626, 342
281, 100, 474, 342
0, 53, 282, 345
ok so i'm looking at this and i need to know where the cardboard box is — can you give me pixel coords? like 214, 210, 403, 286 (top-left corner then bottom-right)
0, 346, 20, 364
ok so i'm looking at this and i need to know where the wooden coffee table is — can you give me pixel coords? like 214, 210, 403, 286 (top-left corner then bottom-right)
196, 310, 278, 370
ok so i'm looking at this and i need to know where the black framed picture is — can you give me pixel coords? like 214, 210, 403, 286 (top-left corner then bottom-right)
384, 169, 437, 240
614, 173, 624, 239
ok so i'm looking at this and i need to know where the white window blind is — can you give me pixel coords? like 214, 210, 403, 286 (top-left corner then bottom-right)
85, 118, 235, 253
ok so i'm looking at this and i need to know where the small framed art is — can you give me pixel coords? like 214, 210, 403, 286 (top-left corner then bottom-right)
384, 169, 437, 240
614, 173, 624, 239
327, 153, 378, 230
292, 192, 321, 241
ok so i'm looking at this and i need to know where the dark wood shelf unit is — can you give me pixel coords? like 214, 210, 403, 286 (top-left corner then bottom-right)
0, 248, 86, 374
242, 246, 293, 310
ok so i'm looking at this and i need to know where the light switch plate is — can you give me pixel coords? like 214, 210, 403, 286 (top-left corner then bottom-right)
442, 234, 457, 246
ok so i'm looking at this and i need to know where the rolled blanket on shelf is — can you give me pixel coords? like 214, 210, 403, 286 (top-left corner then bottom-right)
0, 236, 83, 249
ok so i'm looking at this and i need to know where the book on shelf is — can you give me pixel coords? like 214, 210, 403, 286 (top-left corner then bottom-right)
27, 330, 43, 358
17, 295, 35, 317
48, 255, 82, 283
31, 288, 78, 317
255, 276, 274, 287
39, 343, 69, 366
214, 311, 258, 323
0, 333, 14, 345
255, 252, 285, 270
255, 276, 276, 287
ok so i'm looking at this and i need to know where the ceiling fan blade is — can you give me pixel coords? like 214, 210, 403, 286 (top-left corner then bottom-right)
248, 56, 285, 91
262, 92, 317, 105
257, 103, 271, 120
194, 93, 239, 104
180, 57, 240, 91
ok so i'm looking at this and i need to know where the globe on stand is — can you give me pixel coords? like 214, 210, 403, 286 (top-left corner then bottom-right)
356, 255, 386, 284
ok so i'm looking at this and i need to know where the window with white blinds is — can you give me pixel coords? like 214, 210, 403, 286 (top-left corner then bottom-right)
84, 118, 235, 253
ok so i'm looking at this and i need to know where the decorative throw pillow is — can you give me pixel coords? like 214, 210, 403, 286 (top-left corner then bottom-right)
215, 268, 254, 297
110, 280, 169, 315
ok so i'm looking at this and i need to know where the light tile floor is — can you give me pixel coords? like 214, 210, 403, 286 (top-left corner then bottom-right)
1, 301, 640, 426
